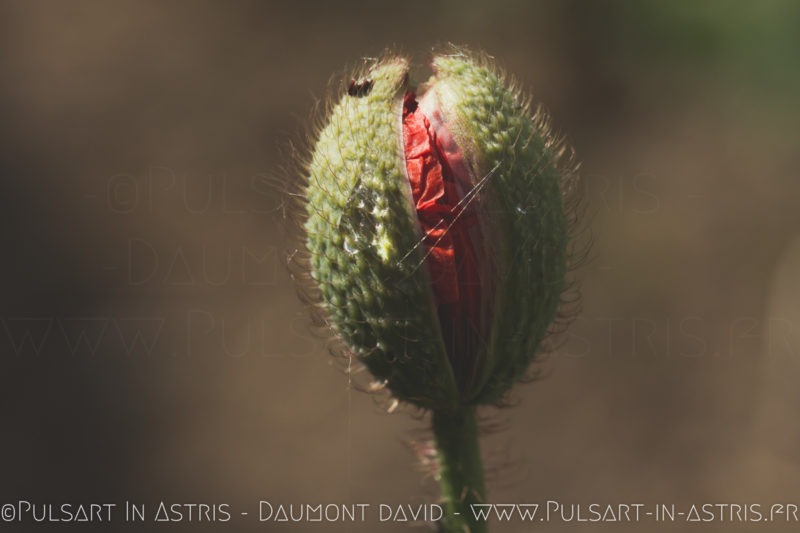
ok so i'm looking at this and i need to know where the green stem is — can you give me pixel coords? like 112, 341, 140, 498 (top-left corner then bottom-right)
432, 407, 487, 533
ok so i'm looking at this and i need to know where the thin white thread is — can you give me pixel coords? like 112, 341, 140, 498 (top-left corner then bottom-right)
399, 162, 501, 272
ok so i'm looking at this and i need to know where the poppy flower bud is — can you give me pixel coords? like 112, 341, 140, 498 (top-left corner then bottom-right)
300, 49, 575, 410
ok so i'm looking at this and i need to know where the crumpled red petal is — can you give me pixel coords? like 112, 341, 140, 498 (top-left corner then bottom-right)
402, 92, 484, 384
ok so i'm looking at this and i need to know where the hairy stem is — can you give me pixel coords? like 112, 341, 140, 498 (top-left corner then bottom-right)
433, 407, 487, 532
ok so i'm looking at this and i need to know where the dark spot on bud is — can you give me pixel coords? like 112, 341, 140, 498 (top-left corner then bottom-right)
347, 78, 373, 98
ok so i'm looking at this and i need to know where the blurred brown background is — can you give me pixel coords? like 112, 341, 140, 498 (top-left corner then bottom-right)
1, 1, 799, 531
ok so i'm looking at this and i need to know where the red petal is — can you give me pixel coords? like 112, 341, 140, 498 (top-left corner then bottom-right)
402, 92, 484, 383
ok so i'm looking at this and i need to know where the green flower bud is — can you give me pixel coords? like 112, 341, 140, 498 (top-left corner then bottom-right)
297, 49, 577, 411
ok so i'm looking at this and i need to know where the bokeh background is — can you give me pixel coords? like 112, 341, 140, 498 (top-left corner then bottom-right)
1, 1, 799, 531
